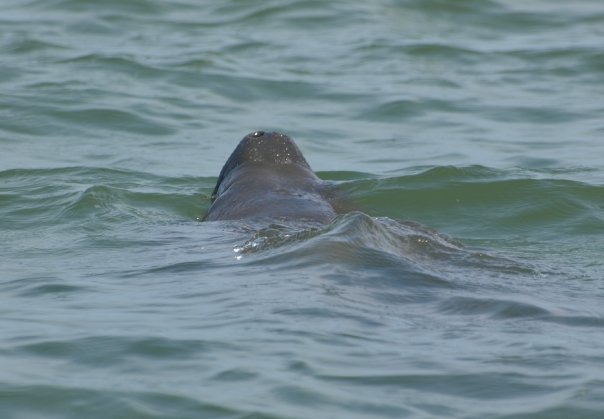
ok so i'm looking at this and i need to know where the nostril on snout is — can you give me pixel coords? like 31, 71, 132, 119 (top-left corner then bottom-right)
253, 131, 265, 137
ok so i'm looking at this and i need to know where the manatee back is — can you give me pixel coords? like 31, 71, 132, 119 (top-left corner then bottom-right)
211, 131, 311, 200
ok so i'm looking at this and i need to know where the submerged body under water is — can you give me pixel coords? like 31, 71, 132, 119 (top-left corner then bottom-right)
2, 0, 604, 417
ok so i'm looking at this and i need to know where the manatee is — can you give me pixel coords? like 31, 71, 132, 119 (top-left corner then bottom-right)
203, 131, 347, 223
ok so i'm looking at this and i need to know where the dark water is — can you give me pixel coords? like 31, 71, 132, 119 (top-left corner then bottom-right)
2, 1, 604, 418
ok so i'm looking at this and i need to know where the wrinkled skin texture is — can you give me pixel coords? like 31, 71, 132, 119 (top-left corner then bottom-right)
203, 131, 346, 223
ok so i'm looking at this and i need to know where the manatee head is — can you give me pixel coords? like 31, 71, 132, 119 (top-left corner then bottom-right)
210, 131, 311, 201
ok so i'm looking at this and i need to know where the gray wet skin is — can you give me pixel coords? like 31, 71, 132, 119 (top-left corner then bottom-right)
203, 131, 342, 223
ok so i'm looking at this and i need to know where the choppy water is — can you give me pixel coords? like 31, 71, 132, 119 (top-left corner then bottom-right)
2, 0, 604, 418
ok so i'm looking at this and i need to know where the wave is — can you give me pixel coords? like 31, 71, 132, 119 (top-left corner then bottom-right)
0, 167, 210, 229
344, 166, 604, 239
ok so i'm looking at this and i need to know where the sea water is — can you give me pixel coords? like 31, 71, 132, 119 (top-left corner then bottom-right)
1, 1, 604, 417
